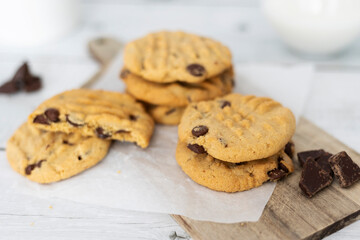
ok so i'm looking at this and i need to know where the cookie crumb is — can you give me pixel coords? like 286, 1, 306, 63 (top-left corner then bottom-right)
30, 222, 35, 226
49, 205, 53, 209
117, 170, 121, 174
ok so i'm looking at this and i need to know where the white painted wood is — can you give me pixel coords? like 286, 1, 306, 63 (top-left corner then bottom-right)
1, 0, 360, 239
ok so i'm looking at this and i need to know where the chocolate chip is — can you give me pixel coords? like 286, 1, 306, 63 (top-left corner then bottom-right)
165, 108, 176, 115
299, 157, 333, 198
24, 76, 42, 92
268, 169, 287, 180
0, 81, 19, 93
235, 162, 245, 166
66, 115, 84, 127
129, 114, 137, 121
120, 69, 130, 79
25, 159, 46, 175
116, 129, 130, 134
187, 144, 206, 154
284, 142, 295, 158
278, 162, 289, 173
328, 151, 360, 188
33, 115, 49, 125
192, 125, 208, 137
62, 140, 74, 146
297, 149, 325, 167
45, 108, 60, 122
78, 156, 82, 161
12, 63, 29, 88
186, 64, 205, 77
95, 127, 111, 139
25, 165, 36, 175
221, 101, 231, 109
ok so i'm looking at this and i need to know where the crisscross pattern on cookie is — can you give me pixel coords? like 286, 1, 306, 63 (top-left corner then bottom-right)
124, 31, 232, 83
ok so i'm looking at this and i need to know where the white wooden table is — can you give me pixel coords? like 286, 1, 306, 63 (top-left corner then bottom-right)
1, 0, 360, 239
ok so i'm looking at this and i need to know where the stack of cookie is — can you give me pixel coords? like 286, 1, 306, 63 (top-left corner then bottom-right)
7, 89, 154, 183
176, 93, 296, 192
120, 31, 234, 125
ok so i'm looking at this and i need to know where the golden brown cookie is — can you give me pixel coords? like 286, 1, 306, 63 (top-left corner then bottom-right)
7, 123, 111, 183
146, 104, 185, 125
176, 141, 294, 192
123, 31, 232, 83
28, 89, 154, 148
121, 67, 234, 107
178, 94, 296, 163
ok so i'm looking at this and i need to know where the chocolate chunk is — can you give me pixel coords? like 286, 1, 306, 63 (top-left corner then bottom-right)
120, 69, 130, 79
66, 115, 84, 127
316, 152, 333, 176
0, 62, 42, 94
297, 149, 325, 167
278, 162, 289, 173
78, 156, 82, 161
299, 158, 333, 198
284, 141, 295, 158
25, 164, 36, 175
221, 100, 231, 109
129, 114, 137, 121
95, 127, 111, 139
45, 108, 60, 122
165, 108, 176, 115
268, 169, 287, 180
187, 144, 206, 154
25, 159, 46, 175
62, 140, 73, 146
33, 115, 49, 125
328, 151, 360, 188
0, 81, 19, 93
186, 64, 205, 77
191, 125, 208, 137
24, 76, 42, 92
116, 130, 130, 134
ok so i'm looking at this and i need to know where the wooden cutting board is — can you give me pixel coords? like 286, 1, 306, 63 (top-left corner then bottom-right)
172, 118, 360, 240
88, 38, 360, 240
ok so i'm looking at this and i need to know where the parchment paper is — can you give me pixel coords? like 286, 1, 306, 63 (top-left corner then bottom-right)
7, 54, 314, 223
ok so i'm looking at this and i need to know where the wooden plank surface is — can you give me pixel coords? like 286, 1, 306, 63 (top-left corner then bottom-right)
172, 118, 360, 240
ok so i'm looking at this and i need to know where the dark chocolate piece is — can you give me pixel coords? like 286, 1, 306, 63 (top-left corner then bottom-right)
192, 125, 208, 137
0, 81, 19, 93
187, 144, 206, 154
328, 151, 360, 188
268, 169, 287, 180
45, 108, 60, 122
95, 127, 111, 139
116, 130, 130, 134
284, 141, 295, 158
129, 114, 137, 121
299, 158, 333, 198
24, 76, 42, 92
25, 159, 46, 175
33, 115, 49, 125
220, 100, 231, 109
316, 152, 334, 177
297, 149, 325, 167
186, 64, 205, 77
0, 62, 42, 94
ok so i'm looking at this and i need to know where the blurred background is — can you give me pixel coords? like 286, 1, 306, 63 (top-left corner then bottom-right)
1, 0, 360, 64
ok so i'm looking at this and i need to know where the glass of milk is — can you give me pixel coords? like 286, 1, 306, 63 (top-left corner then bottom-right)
0, 0, 80, 47
262, 0, 360, 58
